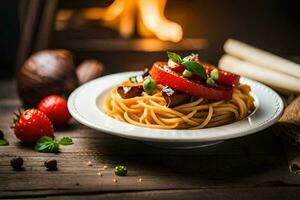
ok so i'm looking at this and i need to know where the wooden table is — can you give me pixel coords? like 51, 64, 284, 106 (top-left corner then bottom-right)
1, 80, 300, 199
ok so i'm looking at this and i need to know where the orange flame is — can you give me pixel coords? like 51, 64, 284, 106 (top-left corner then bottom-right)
81, 0, 183, 42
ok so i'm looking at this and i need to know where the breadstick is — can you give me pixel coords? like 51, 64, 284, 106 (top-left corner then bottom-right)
219, 55, 300, 94
224, 39, 300, 79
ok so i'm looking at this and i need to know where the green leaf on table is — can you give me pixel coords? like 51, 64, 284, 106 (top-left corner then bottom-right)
167, 52, 183, 63
182, 61, 207, 79
0, 139, 9, 146
59, 137, 73, 145
35, 136, 59, 153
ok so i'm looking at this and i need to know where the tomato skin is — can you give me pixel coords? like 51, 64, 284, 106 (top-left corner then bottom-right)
171, 61, 240, 86
150, 62, 233, 101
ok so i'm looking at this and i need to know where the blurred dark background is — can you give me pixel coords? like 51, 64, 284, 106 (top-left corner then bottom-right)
1, 0, 300, 78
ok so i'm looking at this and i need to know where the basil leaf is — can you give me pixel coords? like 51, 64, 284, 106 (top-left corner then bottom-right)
0, 139, 9, 146
182, 61, 207, 79
35, 136, 59, 153
167, 52, 182, 63
35, 141, 59, 153
59, 137, 73, 145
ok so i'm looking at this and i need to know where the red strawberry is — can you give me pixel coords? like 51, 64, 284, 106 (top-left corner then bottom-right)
37, 95, 71, 127
13, 109, 54, 142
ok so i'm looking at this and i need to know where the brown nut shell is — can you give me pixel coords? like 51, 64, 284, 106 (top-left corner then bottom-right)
76, 59, 105, 85
17, 50, 78, 107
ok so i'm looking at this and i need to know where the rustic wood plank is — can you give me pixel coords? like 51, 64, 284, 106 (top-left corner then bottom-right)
2, 188, 300, 200
5, 187, 300, 200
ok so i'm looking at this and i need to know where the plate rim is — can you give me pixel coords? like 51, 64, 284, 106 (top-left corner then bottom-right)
68, 71, 284, 143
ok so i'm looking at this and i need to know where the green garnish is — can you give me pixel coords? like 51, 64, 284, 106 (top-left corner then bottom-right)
58, 137, 73, 145
210, 69, 219, 80
35, 136, 73, 153
0, 139, 9, 146
35, 136, 59, 153
167, 52, 207, 79
114, 165, 128, 176
181, 61, 207, 79
206, 77, 215, 86
129, 76, 137, 83
143, 78, 156, 94
182, 69, 193, 77
167, 51, 183, 63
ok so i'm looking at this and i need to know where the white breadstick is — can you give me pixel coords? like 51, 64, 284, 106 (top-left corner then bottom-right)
224, 39, 300, 79
218, 54, 300, 94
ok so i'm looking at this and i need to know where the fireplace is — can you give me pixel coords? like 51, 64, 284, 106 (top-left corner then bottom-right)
51, 0, 208, 73
15, 0, 300, 75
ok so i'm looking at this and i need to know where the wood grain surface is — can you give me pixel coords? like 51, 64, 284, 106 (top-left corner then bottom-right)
1, 80, 300, 199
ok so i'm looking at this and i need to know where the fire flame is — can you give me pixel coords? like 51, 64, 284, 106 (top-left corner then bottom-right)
81, 0, 183, 42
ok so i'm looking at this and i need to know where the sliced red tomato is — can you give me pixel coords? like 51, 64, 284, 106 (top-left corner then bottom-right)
150, 62, 233, 101
171, 61, 240, 86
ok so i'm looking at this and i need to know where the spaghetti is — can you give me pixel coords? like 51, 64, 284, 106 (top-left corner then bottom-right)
104, 84, 255, 129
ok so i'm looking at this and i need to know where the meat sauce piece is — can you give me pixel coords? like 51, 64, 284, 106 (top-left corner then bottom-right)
117, 86, 144, 99
161, 86, 190, 108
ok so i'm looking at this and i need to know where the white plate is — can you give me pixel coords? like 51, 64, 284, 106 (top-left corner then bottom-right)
68, 71, 284, 149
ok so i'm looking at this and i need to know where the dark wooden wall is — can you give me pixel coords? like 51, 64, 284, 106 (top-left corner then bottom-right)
0, 1, 19, 78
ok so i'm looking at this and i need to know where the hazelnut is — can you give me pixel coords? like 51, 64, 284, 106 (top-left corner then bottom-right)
76, 59, 105, 84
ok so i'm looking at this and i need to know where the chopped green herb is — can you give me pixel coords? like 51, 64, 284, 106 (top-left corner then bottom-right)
143, 78, 156, 94
0, 139, 9, 146
59, 137, 73, 145
210, 69, 219, 80
181, 61, 207, 79
114, 165, 127, 176
206, 77, 215, 86
129, 76, 137, 83
167, 52, 183, 64
182, 69, 193, 77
